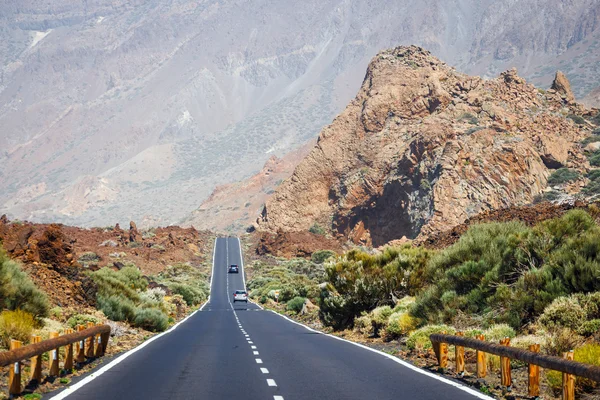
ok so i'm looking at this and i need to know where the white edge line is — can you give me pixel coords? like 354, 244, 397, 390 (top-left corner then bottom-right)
268, 311, 494, 400
237, 237, 264, 310
49, 238, 219, 400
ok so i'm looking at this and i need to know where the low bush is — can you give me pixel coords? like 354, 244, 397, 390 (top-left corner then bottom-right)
545, 327, 584, 357
483, 324, 516, 341
385, 312, 418, 338
547, 168, 580, 185
589, 151, 600, 167
538, 296, 586, 331
309, 223, 326, 236
286, 297, 306, 313
168, 283, 208, 306
406, 324, 455, 350
0, 309, 36, 348
581, 135, 600, 146
0, 248, 49, 318
90, 266, 146, 301
567, 114, 586, 125
132, 308, 168, 332
311, 250, 336, 264
547, 343, 600, 394
320, 245, 434, 330
577, 319, 600, 337
97, 295, 136, 322
67, 314, 98, 328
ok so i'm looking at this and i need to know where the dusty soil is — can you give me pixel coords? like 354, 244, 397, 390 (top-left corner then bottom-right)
254, 230, 344, 259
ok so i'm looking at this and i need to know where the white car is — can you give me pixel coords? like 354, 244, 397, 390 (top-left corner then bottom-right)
233, 290, 248, 303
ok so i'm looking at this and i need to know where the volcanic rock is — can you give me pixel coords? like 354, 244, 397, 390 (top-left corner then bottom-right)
257, 46, 592, 246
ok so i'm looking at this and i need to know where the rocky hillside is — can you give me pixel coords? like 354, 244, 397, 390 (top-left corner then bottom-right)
2, 0, 600, 228
258, 46, 598, 247
0, 215, 213, 310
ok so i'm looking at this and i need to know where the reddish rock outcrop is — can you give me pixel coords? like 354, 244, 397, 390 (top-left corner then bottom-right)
257, 46, 594, 246
551, 71, 575, 104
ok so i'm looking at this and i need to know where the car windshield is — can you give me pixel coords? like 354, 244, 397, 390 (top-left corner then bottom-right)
235, 290, 246, 294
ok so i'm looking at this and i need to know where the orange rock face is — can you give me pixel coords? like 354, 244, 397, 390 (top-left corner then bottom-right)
258, 46, 595, 246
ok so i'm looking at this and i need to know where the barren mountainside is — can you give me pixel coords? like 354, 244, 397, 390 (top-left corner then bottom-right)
257, 46, 597, 246
1, 0, 600, 228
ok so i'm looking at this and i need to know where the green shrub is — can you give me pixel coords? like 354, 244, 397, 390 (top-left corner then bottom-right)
577, 319, 600, 336
78, 252, 100, 264
406, 325, 456, 350
483, 324, 516, 341
538, 296, 586, 331
459, 112, 479, 125
581, 135, 600, 146
311, 250, 336, 264
309, 223, 326, 235
286, 297, 306, 313
0, 248, 49, 318
547, 343, 600, 394
412, 210, 600, 329
320, 245, 434, 330
0, 309, 35, 348
67, 314, 98, 328
97, 295, 136, 322
547, 168, 580, 185
168, 283, 208, 306
354, 313, 373, 336
567, 114, 586, 125
589, 151, 600, 167
90, 266, 146, 301
132, 308, 168, 332
385, 312, 418, 338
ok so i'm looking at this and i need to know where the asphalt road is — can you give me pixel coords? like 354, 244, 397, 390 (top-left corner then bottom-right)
52, 237, 490, 400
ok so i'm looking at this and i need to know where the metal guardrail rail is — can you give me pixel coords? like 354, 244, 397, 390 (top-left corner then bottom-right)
430, 333, 599, 399
1, 323, 111, 396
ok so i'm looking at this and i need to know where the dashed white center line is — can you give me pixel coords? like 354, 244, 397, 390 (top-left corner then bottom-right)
274, 396, 284, 400
251, 345, 257, 349
267, 379, 277, 387
260, 368, 269, 374
253, 351, 259, 355
255, 358, 263, 364
248, 341, 253, 344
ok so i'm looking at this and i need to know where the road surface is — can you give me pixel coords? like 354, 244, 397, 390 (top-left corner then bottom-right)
52, 237, 489, 400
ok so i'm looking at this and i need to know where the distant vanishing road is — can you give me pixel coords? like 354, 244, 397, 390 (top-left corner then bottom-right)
50, 237, 491, 400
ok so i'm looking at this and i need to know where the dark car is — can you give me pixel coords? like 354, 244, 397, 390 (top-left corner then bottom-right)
228, 264, 239, 273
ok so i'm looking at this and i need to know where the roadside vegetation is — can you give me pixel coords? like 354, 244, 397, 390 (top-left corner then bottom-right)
91, 263, 209, 332
253, 206, 600, 398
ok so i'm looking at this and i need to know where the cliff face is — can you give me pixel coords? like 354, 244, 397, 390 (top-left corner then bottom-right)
258, 46, 595, 247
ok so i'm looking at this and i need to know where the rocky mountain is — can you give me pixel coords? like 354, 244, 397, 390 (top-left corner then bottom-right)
257, 46, 597, 247
2, 0, 600, 228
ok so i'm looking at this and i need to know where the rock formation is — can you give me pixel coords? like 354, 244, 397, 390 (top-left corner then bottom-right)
257, 46, 594, 246
551, 71, 575, 103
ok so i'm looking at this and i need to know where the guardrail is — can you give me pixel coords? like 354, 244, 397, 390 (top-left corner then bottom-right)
430, 333, 600, 400
1, 323, 111, 396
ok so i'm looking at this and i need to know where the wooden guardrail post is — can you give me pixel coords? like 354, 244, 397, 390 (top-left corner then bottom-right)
562, 350, 575, 400
8, 339, 22, 395
500, 338, 512, 390
48, 331, 60, 377
94, 323, 104, 357
76, 325, 86, 363
439, 330, 448, 371
30, 335, 43, 382
85, 322, 95, 358
528, 343, 540, 398
100, 330, 110, 356
455, 332, 465, 376
64, 328, 74, 371
476, 334, 487, 378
